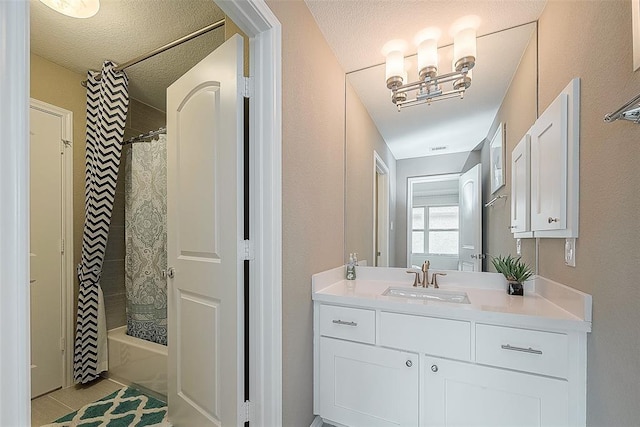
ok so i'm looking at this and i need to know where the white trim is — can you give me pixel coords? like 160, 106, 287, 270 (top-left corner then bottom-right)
373, 151, 390, 267
29, 99, 75, 389
0, 1, 31, 425
213, 1, 282, 426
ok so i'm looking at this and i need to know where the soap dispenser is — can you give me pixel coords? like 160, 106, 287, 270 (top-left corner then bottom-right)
346, 253, 356, 280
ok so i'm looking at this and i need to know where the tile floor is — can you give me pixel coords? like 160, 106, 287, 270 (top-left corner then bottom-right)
31, 378, 125, 426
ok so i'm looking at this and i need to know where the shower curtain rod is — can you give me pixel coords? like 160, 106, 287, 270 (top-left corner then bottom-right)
123, 127, 166, 145
82, 18, 225, 86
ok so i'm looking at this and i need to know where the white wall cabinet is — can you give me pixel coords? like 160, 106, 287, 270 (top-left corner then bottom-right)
511, 78, 580, 239
314, 302, 587, 426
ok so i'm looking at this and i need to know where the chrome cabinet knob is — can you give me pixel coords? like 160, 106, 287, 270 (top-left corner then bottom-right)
548, 217, 559, 223
406, 360, 413, 368
431, 364, 438, 372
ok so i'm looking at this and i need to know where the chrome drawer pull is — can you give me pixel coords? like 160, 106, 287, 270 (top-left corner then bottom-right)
332, 319, 357, 327
501, 344, 543, 355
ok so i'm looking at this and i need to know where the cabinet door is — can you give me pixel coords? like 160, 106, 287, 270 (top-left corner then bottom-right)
511, 134, 531, 236
319, 337, 419, 427
423, 357, 568, 427
530, 93, 568, 231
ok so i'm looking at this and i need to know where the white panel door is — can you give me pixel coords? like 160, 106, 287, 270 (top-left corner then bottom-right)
423, 356, 569, 426
29, 105, 64, 398
167, 35, 244, 427
458, 164, 482, 271
530, 94, 568, 231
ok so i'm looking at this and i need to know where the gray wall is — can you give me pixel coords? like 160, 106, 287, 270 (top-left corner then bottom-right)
484, 1, 640, 424
482, 24, 537, 271
536, 2, 640, 425
395, 151, 480, 267
265, 2, 346, 425
345, 80, 397, 267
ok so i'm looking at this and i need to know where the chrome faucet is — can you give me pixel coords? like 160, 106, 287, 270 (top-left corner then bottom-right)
421, 260, 430, 288
431, 272, 447, 289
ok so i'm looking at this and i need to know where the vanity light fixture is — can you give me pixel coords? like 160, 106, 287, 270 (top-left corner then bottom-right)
39, 0, 100, 18
384, 16, 479, 111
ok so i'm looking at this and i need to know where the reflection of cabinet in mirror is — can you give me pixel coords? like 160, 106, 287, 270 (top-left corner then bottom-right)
511, 134, 532, 237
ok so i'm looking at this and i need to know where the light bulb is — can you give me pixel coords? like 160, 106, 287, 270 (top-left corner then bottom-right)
383, 39, 408, 89
453, 27, 476, 71
414, 27, 440, 80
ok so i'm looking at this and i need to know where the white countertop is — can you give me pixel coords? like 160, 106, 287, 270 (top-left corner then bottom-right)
312, 266, 592, 333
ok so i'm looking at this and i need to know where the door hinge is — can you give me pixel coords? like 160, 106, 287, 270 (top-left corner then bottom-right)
240, 239, 254, 261
59, 239, 65, 254
59, 337, 65, 352
241, 400, 252, 423
242, 76, 253, 98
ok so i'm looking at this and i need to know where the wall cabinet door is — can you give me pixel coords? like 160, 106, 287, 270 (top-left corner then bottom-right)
319, 337, 419, 427
530, 92, 568, 232
423, 356, 569, 427
511, 134, 532, 237
528, 78, 580, 238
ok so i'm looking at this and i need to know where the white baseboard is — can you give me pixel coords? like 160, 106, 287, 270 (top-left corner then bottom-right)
310, 415, 325, 427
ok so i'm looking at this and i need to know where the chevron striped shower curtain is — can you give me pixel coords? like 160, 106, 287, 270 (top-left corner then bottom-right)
73, 61, 129, 384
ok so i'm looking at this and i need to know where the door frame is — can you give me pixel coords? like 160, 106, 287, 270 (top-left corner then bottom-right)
29, 98, 75, 389
0, 1, 282, 425
373, 151, 389, 267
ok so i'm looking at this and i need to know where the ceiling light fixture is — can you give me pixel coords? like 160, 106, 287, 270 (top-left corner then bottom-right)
384, 16, 479, 111
39, 0, 100, 18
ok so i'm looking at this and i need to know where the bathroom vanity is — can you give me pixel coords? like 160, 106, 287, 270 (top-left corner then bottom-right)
312, 266, 591, 427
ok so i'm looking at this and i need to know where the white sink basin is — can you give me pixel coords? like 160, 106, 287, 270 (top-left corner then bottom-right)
382, 287, 471, 304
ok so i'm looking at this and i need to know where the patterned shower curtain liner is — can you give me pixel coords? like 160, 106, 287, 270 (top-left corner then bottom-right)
125, 134, 168, 345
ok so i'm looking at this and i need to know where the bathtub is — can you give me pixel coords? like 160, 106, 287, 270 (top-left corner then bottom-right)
106, 326, 167, 398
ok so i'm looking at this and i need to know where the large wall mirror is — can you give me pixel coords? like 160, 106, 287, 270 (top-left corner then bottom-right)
345, 22, 538, 271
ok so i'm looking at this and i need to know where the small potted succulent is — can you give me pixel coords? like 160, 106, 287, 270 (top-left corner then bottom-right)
491, 254, 534, 296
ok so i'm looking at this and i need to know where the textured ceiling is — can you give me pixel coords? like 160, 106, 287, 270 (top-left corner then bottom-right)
306, 0, 546, 158
305, 0, 547, 73
30, 0, 226, 111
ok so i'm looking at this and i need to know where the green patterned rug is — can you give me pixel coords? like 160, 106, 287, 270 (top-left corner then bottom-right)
42, 387, 168, 427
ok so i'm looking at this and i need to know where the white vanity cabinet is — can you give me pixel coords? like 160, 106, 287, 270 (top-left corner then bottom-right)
423, 356, 569, 426
315, 305, 419, 426
318, 337, 419, 426
314, 301, 587, 427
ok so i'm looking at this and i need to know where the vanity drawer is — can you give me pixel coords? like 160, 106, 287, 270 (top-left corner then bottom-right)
319, 305, 376, 344
476, 324, 569, 378
379, 312, 471, 361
